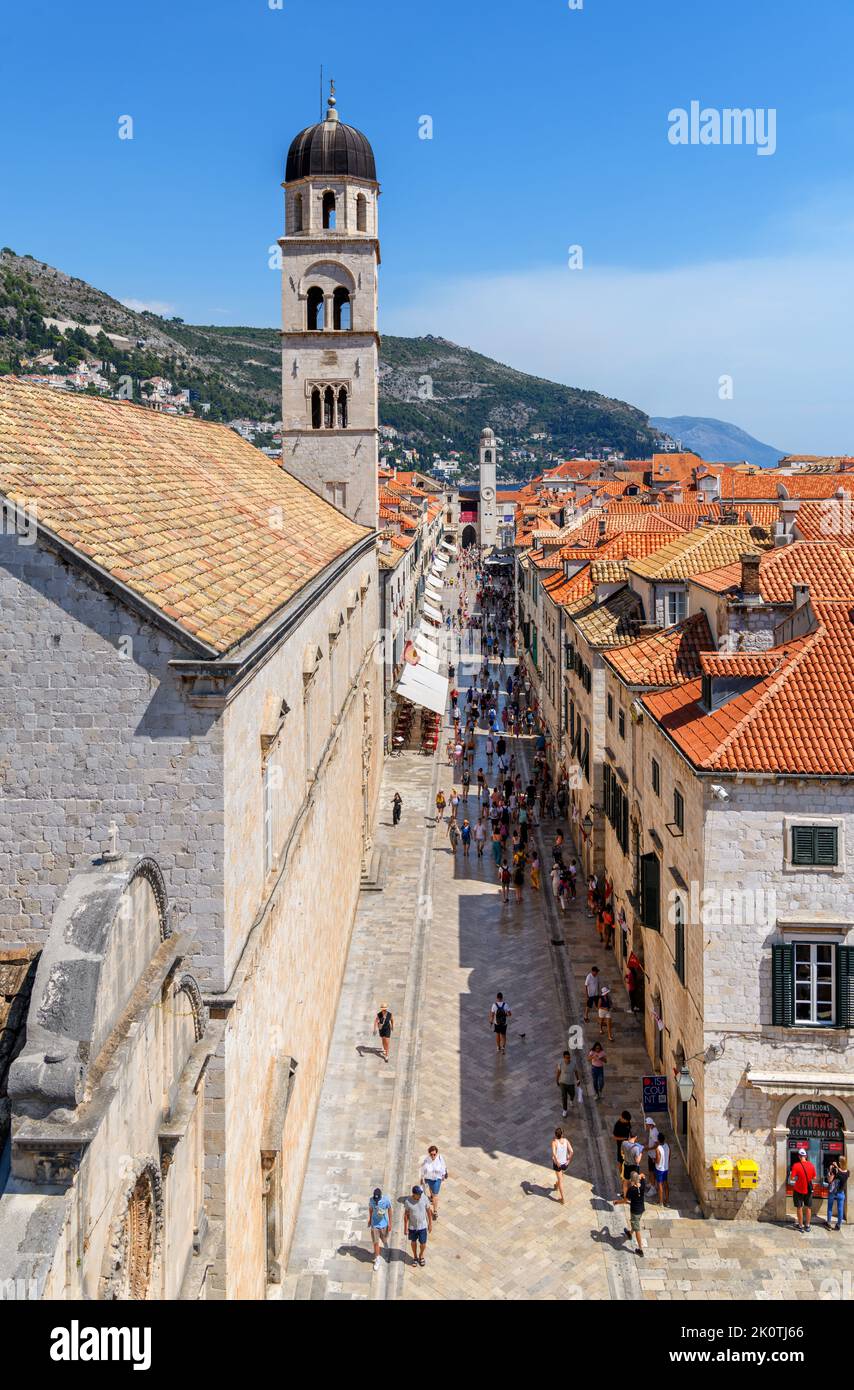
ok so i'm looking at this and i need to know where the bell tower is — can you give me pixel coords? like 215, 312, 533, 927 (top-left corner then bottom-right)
279, 83, 380, 529
478, 426, 498, 549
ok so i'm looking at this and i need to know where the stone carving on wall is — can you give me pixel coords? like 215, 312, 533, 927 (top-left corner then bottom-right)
99, 1158, 164, 1301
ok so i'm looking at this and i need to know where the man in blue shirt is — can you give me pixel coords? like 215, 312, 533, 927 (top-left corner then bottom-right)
368, 1186, 393, 1271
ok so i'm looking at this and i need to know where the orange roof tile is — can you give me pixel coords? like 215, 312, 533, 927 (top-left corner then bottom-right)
690, 541, 854, 602
717, 468, 854, 500
642, 602, 854, 774
604, 612, 715, 686
0, 377, 369, 655
628, 525, 773, 581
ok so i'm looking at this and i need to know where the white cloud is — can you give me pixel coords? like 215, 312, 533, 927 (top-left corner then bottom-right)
384, 250, 854, 455
120, 297, 178, 317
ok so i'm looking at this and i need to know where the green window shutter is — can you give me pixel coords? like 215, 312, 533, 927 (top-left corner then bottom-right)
771, 944, 794, 1026
791, 825, 815, 864
621, 796, 629, 854
675, 920, 685, 983
640, 853, 660, 932
815, 827, 839, 866
836, 946, 854, 1028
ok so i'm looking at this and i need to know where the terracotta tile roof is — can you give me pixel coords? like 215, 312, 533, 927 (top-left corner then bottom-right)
699, 650, 786, 677
604, 612, 715, 686
690, 541, 854, 602
543, 564, 593, 606
568, 585, 643, 647
642, 602, 854, 774
628, 525, 773, 581
718, 468, 854, 500
590, 559, 629, 584
0, 377, 369, 654
390, 533, 414, 550
794, 499, 854, 545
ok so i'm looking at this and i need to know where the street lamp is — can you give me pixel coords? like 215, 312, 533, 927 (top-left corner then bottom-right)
582, 812, 593, 836
675, 1066, 695, 1105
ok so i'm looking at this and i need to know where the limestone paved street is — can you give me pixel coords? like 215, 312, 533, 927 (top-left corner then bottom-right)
285, 584, 850, 1302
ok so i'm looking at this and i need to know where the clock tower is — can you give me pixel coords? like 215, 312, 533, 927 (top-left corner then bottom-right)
478, 426, 498, 549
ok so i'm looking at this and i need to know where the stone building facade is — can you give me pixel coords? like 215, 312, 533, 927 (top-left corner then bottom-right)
0, 374, 382, 1295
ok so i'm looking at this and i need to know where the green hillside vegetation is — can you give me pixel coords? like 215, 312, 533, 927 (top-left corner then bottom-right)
0, 250, 660, 464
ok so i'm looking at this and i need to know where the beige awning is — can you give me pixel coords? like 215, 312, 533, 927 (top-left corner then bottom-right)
395, 663, 449, 715
423, 602, 443, 623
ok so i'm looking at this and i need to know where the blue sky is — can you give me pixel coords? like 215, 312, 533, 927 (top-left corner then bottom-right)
3, 0, 854, 450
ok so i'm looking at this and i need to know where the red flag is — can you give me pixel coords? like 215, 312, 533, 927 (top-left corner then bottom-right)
403, 639, 420, 665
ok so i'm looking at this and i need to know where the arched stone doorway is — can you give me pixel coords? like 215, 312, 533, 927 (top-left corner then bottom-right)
461, 524, 477, 548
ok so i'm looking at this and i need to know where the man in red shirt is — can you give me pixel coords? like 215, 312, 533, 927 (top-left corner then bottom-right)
790, 1147, 817, 1232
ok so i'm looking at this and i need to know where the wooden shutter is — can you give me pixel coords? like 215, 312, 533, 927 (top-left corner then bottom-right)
791, 825, 815, 865
621, 796, 629, 853
675, 919, 685, 983
640, 853, 660, 932
836, 946, 854, 1028
771, 943, 794, 1026
815, 827, 839, 866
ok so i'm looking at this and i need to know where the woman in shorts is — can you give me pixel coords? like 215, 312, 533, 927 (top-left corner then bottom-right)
598, 983, 614, 1041
551, 1127, 574, 1205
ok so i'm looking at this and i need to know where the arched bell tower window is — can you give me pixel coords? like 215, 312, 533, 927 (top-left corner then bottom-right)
293, 192, 303, 233
333, 287, 351, 331
324, 386, 335, 429
484, 449, 493, 463
356, 193, 367, 232
306, 286, 324, 331
311, 387, 321, 430
337, 386, 348, 429
322, 191, 336, 230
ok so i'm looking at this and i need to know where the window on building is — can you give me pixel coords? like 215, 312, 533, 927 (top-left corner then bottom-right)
293, 192, 303, 232
772, 943, 854, 1027
673, 788, 684, 833
356, 192, 367, 232
306, 286, 324, 331
337, 386, 348, 429
322, 190, 336, 229
674, 895, 686, 983
618, 709, 626, 740
326, 482, 347, 510
791, 824, 839, 867
333, 287, 351, 330
662, 588, 687, 626
607, 693, 613, 721
651, 758, 660, 796
323, 386, 335, 429
310, 387, 322, 430
263, 759, 274, 876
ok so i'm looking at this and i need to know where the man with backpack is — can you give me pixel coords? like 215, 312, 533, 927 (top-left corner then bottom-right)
790, 1147, 817, 1232
490, 992, 511, 1053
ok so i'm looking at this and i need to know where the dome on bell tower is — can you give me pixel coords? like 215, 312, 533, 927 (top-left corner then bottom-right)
286, 82, 377, 183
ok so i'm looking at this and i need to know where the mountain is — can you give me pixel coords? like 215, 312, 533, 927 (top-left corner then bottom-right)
0, 250, 659, 471
650, 415, 785, 470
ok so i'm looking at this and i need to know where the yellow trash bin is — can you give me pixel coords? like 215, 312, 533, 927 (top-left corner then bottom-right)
711, 1158, 734, 1189
736, 1159, 759, 1189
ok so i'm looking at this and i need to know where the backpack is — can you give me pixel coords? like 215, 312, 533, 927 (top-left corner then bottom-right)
494, 1004, 507, 1028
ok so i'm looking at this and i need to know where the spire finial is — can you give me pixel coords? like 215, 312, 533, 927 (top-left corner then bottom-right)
326, 78, 338, 122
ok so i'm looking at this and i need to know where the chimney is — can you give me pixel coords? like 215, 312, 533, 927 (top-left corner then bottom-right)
597, 517, 607, 541
740, 552, 762, 597
792, 582, 810, 611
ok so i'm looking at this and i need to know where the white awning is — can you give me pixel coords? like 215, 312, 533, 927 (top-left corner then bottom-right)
425, 581, 443, 600
423, 602, 443, 623
416, 630, 440, 658
440, 540, 457, 555
431, 558, 448, 573
412, 647, 440, 673
395, 663, 449, 715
